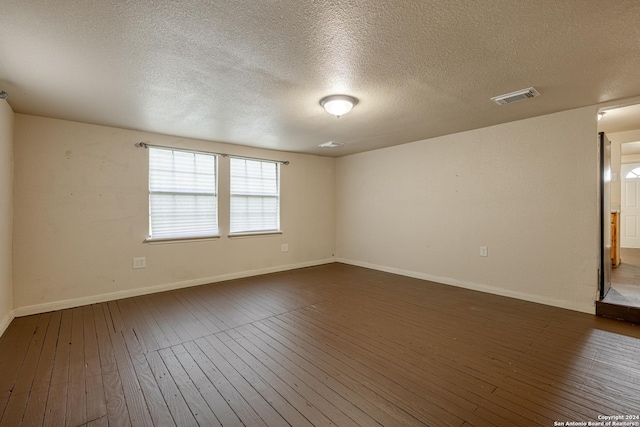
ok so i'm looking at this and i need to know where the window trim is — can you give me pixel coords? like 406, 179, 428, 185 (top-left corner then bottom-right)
147, 146, 219, 241
144, 235, 221, 244
229, 156, 281, 234
227, 230, 283, 239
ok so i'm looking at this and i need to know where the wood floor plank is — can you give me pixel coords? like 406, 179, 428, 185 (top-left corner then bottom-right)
118, 365, 154, 427
138, 294, 184, 348
82, 305, 102, 379
173, 345, 243, 426
310, 290, 640, 417
169, 289, 225, 335
11, 313, 51, 397
206, 285, 272, 321
218, 280, 280, 316
203, 334, 315, 427
160, 292, 212, 339
110, 330, 133, 370
269, 315, 469, 426
22, 387, 49, 427
318, 286, 592, 422
182, 341, 268, 427
86, 416, 109, 427
0, 391, 29, 427
190, 286, 248, 328
216, 333, 346, 427
146, 293, 200, 342
86, 373, 107, 424
258, 317, 461, 427
128, 297, 172, 350
0, 315, 40, 396
296, 303, 553, 423
146, 351, 199, 427
227, 327, 366, 427
43, 381, 67, 427
296, 301, 540, 424
0, 318, 31, 420
165, 292, 215, 339
107, 301, 126, 334
192, 337, 291, 426
117, 299, 159, 354
50, 310, 73, 386
131, 361, 175, 427
102, 368, 131, 427
92, 304, 116, 368
158, 347, 221, 427
30, 310, 62, 395
121, 328, 146, 367
181, 287, 231, 332
245, 322, 425, 427
2, 263, 640, 426
66, 307, 87, 427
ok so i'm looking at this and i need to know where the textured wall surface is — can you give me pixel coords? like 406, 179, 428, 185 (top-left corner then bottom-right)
12, 115, 335, 312
336, 106, 599, 313
0, 101, 14, 331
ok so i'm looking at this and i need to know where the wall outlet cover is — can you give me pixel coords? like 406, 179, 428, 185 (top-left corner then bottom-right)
133, 257, 146, 269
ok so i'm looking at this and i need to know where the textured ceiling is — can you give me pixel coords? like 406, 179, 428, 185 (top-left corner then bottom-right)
599, 104, 640, 135
2, 0, 640, 156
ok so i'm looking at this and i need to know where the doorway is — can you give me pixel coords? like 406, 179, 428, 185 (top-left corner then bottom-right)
620, 163, 640, 248
597, 104, 640, 321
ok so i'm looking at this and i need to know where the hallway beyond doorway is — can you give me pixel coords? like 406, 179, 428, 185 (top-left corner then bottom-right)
604, 247, 640, 307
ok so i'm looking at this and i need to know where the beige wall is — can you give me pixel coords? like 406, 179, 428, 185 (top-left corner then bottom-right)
336, 106, 599, 313
8, 106, 604, 316
0, 101, 14, 333
13, 115, 336, 313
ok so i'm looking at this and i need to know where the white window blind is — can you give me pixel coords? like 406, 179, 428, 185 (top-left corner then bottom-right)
230, 157, 280, 233
148, 147, 218, 240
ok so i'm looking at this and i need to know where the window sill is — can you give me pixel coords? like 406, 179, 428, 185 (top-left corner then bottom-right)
228, 231, 283, 239
144, 235, 221, 244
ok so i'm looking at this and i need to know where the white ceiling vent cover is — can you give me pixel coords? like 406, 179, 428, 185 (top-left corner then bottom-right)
491, 87, 540, 105
319, 141, 343, 148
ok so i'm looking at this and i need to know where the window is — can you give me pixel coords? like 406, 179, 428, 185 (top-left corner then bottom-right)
627, 167, 640, 179
148, 147, 218, 240
230, 157, 280, 234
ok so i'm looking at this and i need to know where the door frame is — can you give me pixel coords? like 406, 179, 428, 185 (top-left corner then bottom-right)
619, 162, 640, 248
599, 131, 612, 300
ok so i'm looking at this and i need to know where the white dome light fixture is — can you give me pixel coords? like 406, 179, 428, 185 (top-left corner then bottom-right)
320, 94, 358, 118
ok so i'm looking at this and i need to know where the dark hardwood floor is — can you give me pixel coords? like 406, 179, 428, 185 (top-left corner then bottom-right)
1, 263, 640, 426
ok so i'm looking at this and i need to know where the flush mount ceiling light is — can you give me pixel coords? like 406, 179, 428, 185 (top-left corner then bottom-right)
320, 94, 358, 118
0, 90, 8, 100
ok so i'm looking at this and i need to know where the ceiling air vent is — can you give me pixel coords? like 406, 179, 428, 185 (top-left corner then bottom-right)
490, 87, 540, 105
319, 141, 343, 148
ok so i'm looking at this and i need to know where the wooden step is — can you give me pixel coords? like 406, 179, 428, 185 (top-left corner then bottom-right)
596, 300, 640, 324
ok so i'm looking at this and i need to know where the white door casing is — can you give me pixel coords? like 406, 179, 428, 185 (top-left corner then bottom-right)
621, 163, 640, 248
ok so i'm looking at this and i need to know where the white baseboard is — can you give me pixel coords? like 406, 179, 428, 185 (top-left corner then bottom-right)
13, 258, 335, 318
0, 310, 15, 338
336, 258, 596, 315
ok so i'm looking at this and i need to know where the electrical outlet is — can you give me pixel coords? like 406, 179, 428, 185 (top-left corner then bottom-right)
480, 246, 488, 257
281, 244, 289, 253
133, 257, 146, 269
